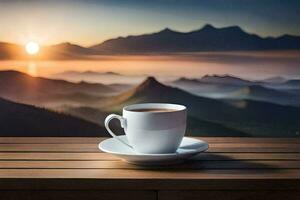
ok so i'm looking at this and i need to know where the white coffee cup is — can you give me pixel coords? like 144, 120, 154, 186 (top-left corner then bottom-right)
104, 103, 187, 154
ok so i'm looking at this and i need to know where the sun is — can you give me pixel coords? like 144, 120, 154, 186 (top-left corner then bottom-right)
25, 41, 40, 55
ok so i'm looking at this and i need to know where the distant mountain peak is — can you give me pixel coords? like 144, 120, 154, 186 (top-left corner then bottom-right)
82, 70, 121, 76
0, 70, 28, 78
134, 77, 166, 92
223, 25, 243, 32
141, 76, 160, 86
178, 77, 191, 81
198, 24, 245, 34
0, 70, 23, 75
53, 42, 75, 47
49, 42, 94, 56
263, 76, 286, 83
111, 76, 171, 104
158, 27, 177, 34
201, 74, 252, 85
56, 42, 87, 47
162, 27, 172, 31
61, 42, 72, 45
201, 24, 216, 31
175, 77, 200, 83
104, 71, 121, 76
202, 74, 238, 79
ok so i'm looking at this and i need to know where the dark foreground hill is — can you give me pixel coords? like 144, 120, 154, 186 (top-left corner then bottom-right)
0, 97, 106, 136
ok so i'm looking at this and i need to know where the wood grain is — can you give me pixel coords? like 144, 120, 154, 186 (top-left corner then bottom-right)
1, 152, 300, 161
0, 160, 299, 169
159, 191, 300, 200
0, 143, 299, 152
0, 137, 299, 144
0, 152, 118, 160
0, 168, 299, 179
0, 178, 299, 191
0, 190, 156, 200
0, 137, 299, 198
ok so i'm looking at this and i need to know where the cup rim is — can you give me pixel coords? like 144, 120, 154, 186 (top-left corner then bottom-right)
123, 103, 186, 113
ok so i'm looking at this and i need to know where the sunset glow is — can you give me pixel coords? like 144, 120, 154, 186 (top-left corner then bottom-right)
25, 41, 40, 55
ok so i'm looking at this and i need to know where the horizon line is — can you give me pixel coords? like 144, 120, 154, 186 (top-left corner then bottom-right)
1, 23, 299, 48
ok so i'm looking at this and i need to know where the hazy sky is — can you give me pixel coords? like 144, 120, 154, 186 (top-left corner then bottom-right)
0, 0, 299, 46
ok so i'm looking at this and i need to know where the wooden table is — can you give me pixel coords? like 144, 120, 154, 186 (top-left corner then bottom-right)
0, 137, 299, 200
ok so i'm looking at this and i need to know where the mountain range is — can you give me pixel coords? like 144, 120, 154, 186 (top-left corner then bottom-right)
91, 24, 300, 54
1, 70, 300, 137
200, 74, 256, 85
100, 77, 300, 137
228, 85, 300, 106
171, 75, 300, 106
52, 70, 146, 85
55, 70, 122, 77
1, 24, 300, 59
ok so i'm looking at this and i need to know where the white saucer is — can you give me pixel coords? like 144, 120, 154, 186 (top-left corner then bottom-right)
99, 136, 209, 165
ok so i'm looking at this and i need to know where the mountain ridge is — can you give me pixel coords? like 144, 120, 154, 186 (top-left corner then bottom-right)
0, 70, 114, 105
91, 24, 300, 53
200, 74, 256, 85
1, 24, 300, 59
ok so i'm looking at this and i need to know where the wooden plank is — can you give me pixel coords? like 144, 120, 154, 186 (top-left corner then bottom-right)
0, 152, 119, 160
0, 169, 299, 179
0, 143, 299, 152
0, 137, 105, 144
0, 144, 98, 152
1, 152, 299, 161
158, 191, 300, 200
208, 148, 300, 153
0, 137, 298, 193
0, 178, 299, 191
192, 152, 300, 161
0, 160, 299, 169
181, 160, 300, 169
210, 143, 300, 148
199, 137, 300, 144
0, 137, 299, 144
0, 190, 156, 200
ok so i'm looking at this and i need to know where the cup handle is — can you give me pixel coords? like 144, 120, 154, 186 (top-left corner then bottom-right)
104, 114, 132, 148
